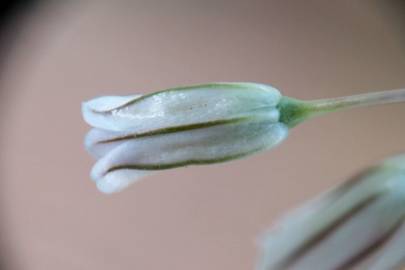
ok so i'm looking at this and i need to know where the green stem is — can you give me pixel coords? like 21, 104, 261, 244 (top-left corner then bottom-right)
279, 88, 405, 127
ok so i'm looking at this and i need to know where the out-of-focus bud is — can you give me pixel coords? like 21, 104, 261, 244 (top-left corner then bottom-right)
82, 83, 288, 193
258, 155, 405, 270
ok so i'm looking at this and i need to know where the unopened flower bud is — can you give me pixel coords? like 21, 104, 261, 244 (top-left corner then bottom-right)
83, 83, 405, 194
258, 155, 405, 270
82, 83, 288, 193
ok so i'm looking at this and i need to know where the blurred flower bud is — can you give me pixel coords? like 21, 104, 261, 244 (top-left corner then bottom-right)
258, 155, 405, 270
82, 83, 288, 193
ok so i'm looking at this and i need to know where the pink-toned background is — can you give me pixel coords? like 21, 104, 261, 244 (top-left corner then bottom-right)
1, 1, 405, 269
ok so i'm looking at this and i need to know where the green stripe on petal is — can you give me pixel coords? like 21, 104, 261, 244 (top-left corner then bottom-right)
98, 116, 257, 143
91, 121, 288, 193
258, 155, 405, 270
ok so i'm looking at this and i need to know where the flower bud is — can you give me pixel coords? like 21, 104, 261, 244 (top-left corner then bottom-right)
82, 83, 288, 193
258, 155, 405, 270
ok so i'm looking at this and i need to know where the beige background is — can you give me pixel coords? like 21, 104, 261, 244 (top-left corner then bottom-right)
1, 1, 405, 269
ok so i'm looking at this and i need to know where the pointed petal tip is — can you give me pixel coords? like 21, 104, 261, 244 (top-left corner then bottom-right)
91, 164, 151, 194
81, 95, 143, 130
84, 129, 97, 152
96, 178, 127, 194
82, 95, 139, 112
84, 128, 126, 159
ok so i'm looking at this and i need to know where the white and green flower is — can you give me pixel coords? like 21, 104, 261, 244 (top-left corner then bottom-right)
82, 83, 288, 193
258, 155, 405, 270
82, 83, 405, 194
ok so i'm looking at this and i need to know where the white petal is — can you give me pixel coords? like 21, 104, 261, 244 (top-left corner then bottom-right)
84, 128, 128, 159
369, 222, 405, 270
91, 120, 288, 191
82, 95, 141, 131
83, 95, 142, 111
82, 83, 281, 132
258, 187, 343, 269
96, 169, 150, 194
287, 192, 405, 270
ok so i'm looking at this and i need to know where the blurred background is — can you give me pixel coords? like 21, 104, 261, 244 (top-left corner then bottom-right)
0, 1, 404, 269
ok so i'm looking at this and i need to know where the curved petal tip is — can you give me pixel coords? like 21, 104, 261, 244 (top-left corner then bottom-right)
92, 168, 151, 194
82, 95, 141, 130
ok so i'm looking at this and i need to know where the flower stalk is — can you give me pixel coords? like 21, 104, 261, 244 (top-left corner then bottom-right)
279, 88, 405, 127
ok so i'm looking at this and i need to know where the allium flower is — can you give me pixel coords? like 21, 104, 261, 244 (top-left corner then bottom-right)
82, 83, 288, 193
258, 155, 405, 270
82, 82, 405, 193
